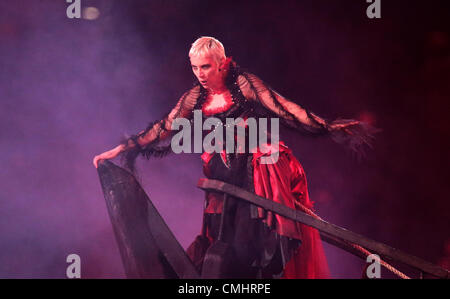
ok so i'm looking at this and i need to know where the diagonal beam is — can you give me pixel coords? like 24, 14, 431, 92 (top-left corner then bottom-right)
197, 178, 449, 279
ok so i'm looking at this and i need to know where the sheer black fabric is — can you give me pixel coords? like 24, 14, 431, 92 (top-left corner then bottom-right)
120, 85, 201, 172
120, 59, 378, 172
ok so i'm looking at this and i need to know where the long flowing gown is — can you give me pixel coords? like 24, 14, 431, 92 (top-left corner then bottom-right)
120, 58, 376, 278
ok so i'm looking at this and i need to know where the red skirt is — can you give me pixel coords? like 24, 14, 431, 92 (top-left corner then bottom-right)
253, 143, 330, 278
188, 142, 330, 279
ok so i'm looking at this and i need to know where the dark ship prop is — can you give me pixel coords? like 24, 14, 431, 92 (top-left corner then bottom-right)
97, 160, 449, 279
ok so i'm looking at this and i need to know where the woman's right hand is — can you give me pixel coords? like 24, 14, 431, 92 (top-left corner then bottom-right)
93, 144, 125, 169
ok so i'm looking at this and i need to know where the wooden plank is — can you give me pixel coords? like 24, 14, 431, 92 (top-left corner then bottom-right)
198, 178, 449, 279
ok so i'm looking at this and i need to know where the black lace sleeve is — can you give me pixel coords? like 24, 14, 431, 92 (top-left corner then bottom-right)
120, 85, 201, 172
236, 72, 379, 159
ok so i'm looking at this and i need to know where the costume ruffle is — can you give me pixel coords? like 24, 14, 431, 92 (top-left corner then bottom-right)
192, 142, 330, 278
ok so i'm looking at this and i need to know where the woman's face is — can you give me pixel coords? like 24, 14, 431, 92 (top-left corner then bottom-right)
190, 55, 223, 89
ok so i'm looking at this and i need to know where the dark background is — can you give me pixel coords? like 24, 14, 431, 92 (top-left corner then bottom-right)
0, 0, 449, 278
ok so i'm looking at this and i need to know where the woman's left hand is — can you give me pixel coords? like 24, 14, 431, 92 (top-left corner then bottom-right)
329, 120, 360, 133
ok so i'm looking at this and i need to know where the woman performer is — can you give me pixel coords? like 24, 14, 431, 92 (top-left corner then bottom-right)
93, 37, 376, 278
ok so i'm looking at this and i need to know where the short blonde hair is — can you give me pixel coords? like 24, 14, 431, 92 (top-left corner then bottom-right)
189, 36, 226, 65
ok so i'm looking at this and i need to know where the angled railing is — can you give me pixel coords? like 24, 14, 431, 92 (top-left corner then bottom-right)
197, 178, 450, 279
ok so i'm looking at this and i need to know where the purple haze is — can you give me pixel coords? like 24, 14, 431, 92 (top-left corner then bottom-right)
0, 0, 449, 278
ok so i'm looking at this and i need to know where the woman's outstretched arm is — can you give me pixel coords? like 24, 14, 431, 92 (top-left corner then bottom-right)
93, 85, 201, 168
237, 72, 378, 157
